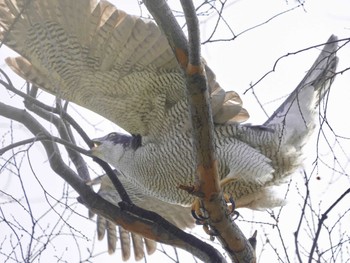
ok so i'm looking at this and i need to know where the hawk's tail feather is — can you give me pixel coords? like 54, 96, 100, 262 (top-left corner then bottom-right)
106, 220, 117, 254
265, 35, 338, 127
132, 233, 147, 261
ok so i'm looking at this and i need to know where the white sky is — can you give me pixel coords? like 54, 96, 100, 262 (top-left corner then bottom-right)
0, 0, 349, 262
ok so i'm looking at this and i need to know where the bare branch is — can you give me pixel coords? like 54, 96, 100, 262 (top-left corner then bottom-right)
23, 88, 91, 181
0, 100, 225, 263
0, 101, 86, 190
244, 37, 350, 95
308, 187, 350, 263
0, 72, 92, 147
144, 0, 255, 261
0, 135, 90, 156
294, 171, 311, 263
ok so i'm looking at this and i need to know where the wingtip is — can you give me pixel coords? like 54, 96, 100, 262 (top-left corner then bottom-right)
144, 238, 157, 255
323, 34, 338, 55
328, 34, 338, 42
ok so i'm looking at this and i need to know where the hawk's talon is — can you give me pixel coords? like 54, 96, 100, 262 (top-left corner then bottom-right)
203, 223, 218, 241
191, 209, 209, 223
223, 193, 239, 218
225, 194, 240, 220
231, 210, 240, 221
229, 195, 235, 211
191, 198, 210, 224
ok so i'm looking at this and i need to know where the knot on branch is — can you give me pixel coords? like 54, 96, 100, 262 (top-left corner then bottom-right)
178, 184, 205, 198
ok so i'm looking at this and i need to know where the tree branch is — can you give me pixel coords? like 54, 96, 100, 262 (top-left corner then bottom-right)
244, 37, 350, 95
143, 0, 189, 68
144, 0, 255, 261
0, 72, 92, 147
23, 87, 91, 181
308, 187, 350, 263
0, 100, 225, 262
0, 135, 91, 156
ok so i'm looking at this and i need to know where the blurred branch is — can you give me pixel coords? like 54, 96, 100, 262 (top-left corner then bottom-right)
0, 135, 91, 156
0, 101, 88, 190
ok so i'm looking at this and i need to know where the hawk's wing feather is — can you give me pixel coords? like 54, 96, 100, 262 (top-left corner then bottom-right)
0, 0, 249, 138
88, 174, 194, 261
118, 227, 131, 261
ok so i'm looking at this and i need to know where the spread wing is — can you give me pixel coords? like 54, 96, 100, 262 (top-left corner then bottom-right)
0, 0, 249, 139
88, 174, 194, 261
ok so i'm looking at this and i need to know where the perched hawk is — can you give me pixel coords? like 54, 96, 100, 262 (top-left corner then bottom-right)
0, 0, 338, 261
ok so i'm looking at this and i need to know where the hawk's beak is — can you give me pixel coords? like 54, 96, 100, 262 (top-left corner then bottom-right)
90, 138, 103, 150
92, 141, 101, 148
89, 138, 109, 159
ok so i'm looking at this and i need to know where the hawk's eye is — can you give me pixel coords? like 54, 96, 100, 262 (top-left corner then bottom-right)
108, 132, 117, 139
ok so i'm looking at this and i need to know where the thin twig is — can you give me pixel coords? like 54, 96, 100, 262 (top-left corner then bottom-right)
244, 37, 349, 95
0, 134, 91, 156
308, 187, 350, 263
24, 89, 91, 181
0, 75, 92, 147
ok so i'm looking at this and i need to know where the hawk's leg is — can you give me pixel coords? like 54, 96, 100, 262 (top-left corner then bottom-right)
191, 193, 239, 240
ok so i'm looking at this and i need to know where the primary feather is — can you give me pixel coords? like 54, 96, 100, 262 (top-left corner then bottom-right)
0, 0, 248, 139
88, 172, 194, 261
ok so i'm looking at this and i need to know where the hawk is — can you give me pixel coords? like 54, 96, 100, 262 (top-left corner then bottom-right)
0, 0, 338, 261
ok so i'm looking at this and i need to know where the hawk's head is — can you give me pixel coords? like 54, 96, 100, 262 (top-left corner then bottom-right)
90, 132, 141, 164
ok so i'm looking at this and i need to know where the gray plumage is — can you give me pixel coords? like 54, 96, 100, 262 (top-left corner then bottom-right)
0, 0, 338, 261
89, 36, 337, 258
92, 35, 338, 208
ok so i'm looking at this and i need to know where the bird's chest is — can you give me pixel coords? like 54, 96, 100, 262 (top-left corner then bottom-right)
134, 139, 196, 183
119, 137, 231, 205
